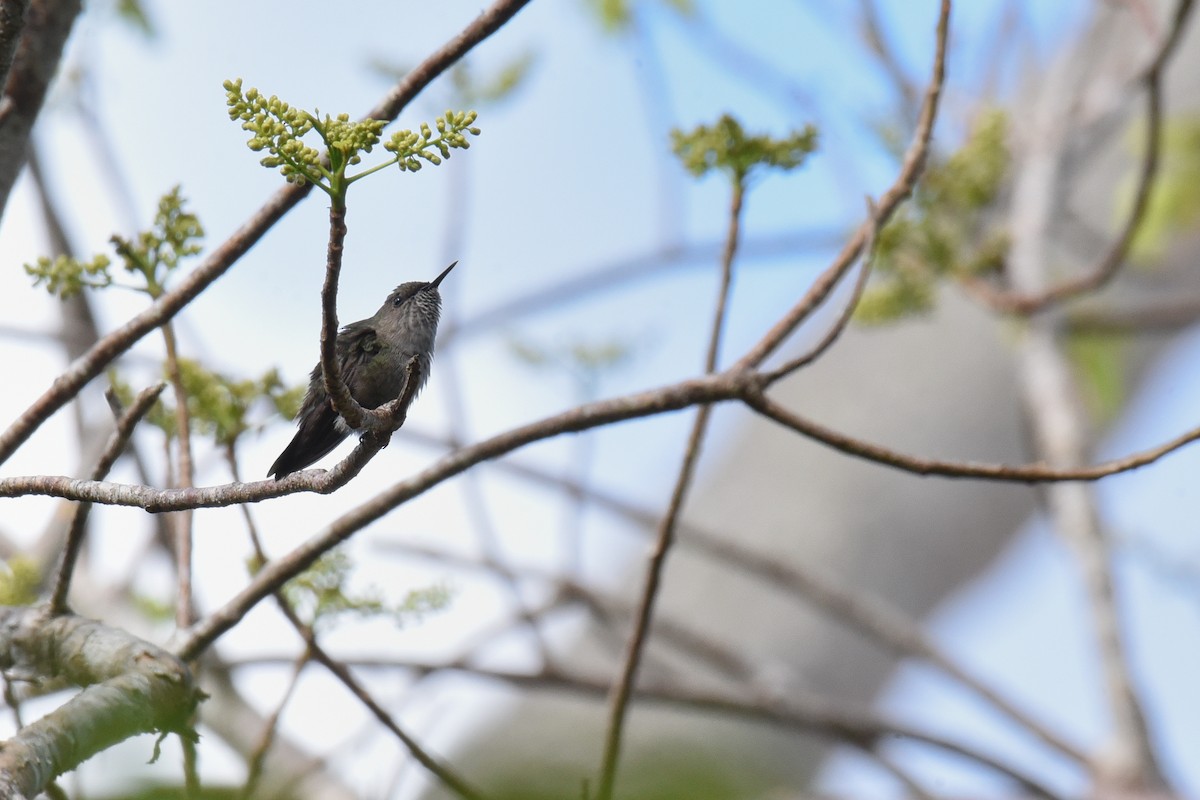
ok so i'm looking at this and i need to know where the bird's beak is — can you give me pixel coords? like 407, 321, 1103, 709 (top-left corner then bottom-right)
431, 261, 458, 288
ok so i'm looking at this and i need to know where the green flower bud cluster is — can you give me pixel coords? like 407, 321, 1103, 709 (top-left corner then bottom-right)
25, 186, 203, 300
113, 186, 205, 298
671, 114, 818, 183
384, 110, 481, 172
323, 114, 387, 168
225, 79, 481, 199
225, 78, 321, 184
25, 253, 112, 299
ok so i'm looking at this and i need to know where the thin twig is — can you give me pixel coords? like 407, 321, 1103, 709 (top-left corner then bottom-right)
863, 747, 936, 800
735, 0, 950, 371
963, 0, 1193, 315
282, 602, 487, 800
991, 4, 1191, 789
262, 655, 1062, 798
238, 651, 309, 800
46, 382, 166, 614
161, 321, 197, 628
597, 179, 745, 800
223, 649, 1060, 797
382, 538, 754, 684
684, 526, 1088, 765
433, 169, 554, 664
761, 197, 881, 385
182, 734, 200, 799
742, 386, 1200, 483
383, 435, 1088, 764
857, 0, 920, 124
1067, 297, 1200, 335
233, 439, 488, 800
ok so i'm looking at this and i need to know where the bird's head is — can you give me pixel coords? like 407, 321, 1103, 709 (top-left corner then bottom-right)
373, 261, 457, 342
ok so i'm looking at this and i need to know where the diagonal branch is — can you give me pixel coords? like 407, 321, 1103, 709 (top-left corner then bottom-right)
962, 0, 1193, 315
0, 0, 81, 221
743, 386, 1200, 483
761, 197, 880, 385
46, 382, 166, 614
735, 0, 950, 371
0, 0, 30, 96
8, 361, 1200, 514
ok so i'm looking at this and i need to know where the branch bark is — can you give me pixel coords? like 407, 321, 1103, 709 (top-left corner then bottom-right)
0, 607, 201, 798
0, 0, 81, 222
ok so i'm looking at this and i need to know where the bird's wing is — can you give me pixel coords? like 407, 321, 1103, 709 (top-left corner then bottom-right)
338, 321, 380, 404
267, 322, 378, 478
267, 397, 345, 479
338, 321, 379, 357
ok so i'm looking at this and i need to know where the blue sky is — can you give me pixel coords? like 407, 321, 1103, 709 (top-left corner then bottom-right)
6, 0, 1200, 796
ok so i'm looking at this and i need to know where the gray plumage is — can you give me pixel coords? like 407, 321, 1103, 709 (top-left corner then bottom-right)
268, 262, 455, 479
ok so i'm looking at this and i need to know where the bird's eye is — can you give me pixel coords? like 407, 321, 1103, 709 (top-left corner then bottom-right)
392, 295, 403, 307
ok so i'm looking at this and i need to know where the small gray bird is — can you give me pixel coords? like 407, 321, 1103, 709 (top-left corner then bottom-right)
268, 261, 456, 479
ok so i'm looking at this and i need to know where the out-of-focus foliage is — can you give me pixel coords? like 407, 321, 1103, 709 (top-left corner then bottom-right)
857, 109, 1011, 323
671, 113, 818, 184
109, 364, 300, 446
172, 361, 297, 446
509, 334, 637, 396
452, 53, 537, 105
25, 187, 202, 300
256, 549, 450, 631
0, 557, 41, 606
24, 253, 112, 298
492, 746, 759, 800
1131, 116, 1200, 260
132, 593, 175, 624
116, 0, 156, 38
585, 0, 694, 33
1066, 331, 1130, 423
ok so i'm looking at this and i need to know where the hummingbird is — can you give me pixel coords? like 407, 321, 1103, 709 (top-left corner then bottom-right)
268, 261, 456, 479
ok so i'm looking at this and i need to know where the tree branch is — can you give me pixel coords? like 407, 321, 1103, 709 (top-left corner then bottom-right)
0, 607, 201, 798
0, 0, 30, 96
760, 197, 880, 385
0, 0, 81, 221
735, 0, 949, 370
962, 0, 1193, 315
46, 382, 166, 614
597, 178, 745, 800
